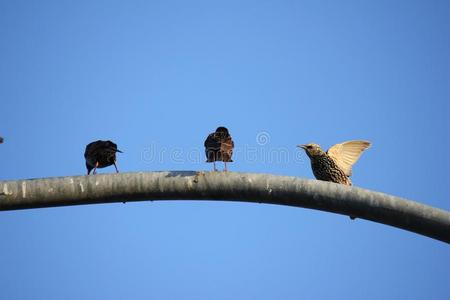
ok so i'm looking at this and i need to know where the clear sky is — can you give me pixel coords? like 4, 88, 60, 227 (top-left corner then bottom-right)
1, 0, 449, 299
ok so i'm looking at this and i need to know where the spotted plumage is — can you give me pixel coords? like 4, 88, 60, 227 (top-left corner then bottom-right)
204, 127, 234, 171
84, 140, 122, 175
310, 154, 352, 185
298, 140, 371, 186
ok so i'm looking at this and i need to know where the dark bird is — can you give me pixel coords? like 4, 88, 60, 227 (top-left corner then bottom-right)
298, 140, 371, 186
204, 127, 234, 171
84, 140, 123, 175
0, 136, 3, 144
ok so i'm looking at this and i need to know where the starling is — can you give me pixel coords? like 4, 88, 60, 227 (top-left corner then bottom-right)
298, 140, 371, 186
84, 140, 123, 175
204, 126, 234, 171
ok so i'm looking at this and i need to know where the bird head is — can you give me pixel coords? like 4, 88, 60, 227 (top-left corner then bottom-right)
215, 127, 229, 135
105, 141, 123, 153
215, 127, 230, 138
297, 143, 325, 158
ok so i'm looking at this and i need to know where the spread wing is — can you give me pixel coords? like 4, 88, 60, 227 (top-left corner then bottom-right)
327, 140, 371, 176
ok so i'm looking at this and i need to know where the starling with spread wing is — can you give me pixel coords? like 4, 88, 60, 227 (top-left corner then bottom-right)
204, 127, 234, 171
298, 140, 371, 186
84, 140, 123, 175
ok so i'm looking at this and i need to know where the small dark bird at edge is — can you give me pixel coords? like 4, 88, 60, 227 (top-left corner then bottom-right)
84, 140, 123, 175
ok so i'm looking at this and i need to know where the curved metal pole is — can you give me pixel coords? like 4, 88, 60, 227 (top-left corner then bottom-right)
1, 171, 449, 243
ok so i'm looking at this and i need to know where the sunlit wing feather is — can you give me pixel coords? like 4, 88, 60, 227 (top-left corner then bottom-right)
327, 140, 371, 176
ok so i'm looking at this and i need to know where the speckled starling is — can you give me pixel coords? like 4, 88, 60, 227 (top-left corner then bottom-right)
204, 126, 234, 171
298, 140, 371, 186
84, 140, 123, 175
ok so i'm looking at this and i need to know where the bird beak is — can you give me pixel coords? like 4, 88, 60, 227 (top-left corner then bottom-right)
297, 144, 306, 149
116, 149, 123, 153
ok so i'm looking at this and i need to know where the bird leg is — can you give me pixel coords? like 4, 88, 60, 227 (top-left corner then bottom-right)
224, 162, 228, 172
93, 162, 99, 175
114, 160, 119, 173
213, 161, 217, 172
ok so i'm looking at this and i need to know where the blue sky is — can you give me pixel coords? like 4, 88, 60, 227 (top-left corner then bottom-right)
1, 0, 449, 299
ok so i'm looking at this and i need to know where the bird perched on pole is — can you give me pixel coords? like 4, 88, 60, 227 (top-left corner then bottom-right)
204, 126, 234, 171
84, 140, 123, 175
298, 140, 371, 186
